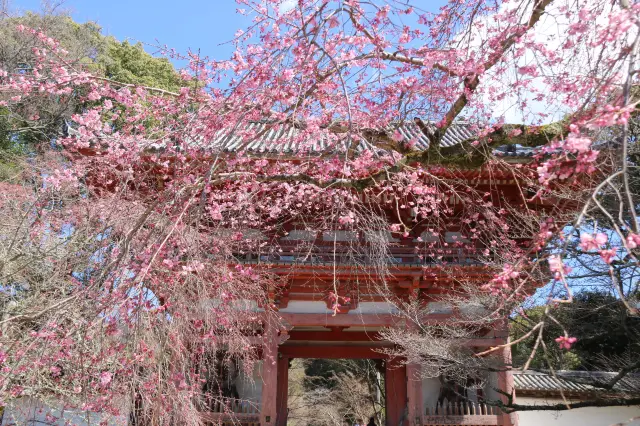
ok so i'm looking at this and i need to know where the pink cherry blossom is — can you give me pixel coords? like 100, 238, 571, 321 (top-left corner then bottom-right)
579, 232, 608, 251
100, 371, 112, 386
599, 249, 617, 264
626, 234, 640, 249
1, 0, 638, 421
555, 336, 577, 350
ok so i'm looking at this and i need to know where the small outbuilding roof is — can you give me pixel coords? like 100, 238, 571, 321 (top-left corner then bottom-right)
513, 370, 640, 397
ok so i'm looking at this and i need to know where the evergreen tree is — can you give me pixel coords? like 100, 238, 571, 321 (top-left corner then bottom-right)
512, 291, 640, 370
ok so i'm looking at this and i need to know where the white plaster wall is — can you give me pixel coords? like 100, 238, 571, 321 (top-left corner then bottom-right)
459, 303, 488, 317
278, 301, 332, 314
235, 360, 263, 403
364, 230, 399, 243
281, 300, 453, 315
415, 231, 439, 242
445, 232, 468, 243
1, 397, 128, 426
517, 397, 640, 426
322, 231, 357, 242
282, 230, 316, 241
426, 302, 452, 314
422, 377, 441, 410
348, 302, 399, 315
278, 301, 401, 315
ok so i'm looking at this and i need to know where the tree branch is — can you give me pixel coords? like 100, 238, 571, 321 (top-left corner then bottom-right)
494, 397, 640, 413
438, 0, 555, 140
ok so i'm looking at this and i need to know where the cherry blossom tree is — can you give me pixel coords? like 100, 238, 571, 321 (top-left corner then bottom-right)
0, 0, 639, 423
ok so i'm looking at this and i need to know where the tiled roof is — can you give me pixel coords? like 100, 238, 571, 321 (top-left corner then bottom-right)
513, 370, 640, 396
197, 120, 476, 154
67, 119, 536, 159
392, 121, 476, 149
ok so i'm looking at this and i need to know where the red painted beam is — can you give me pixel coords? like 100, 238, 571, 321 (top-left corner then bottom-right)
277, 331, 502, 348
288, 330, 384, 342
279, 312, 453, 327
280, 313, 395, 327
279, 345, 388, 359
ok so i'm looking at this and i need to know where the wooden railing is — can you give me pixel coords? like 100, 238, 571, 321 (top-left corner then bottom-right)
200, 398, 260, 426
424, 400, 500, 425
199, 399, 500, 426
239, 243, 484, 266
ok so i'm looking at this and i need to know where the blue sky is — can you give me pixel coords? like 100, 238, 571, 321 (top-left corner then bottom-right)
11, 1, 449, 65
11, 0, 253, 61
10, 0, 556, 124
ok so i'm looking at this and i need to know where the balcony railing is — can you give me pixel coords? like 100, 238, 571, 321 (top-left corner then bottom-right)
238, 243, 485, 267
424, 400, 499, 425
200, 398, 260, 426
199, 398, 500, 426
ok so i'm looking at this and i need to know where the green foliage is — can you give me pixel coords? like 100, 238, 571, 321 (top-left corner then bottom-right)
95, 39, 182, 92
0, 13, 107, 69
511, 291, 640, 370
511, 306, 582, 370
0, 11, 182, 153
0, 13, 105, 150
0, 107, 25, 181
0, 156, 22, 182
0, 107, 11, 152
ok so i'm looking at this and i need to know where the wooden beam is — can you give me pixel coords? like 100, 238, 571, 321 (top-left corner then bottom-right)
406, 320, 424, 426
260, 320, 278, 425
288, 330, 384, 342
385, 358, 408, 426
280, 313, 395, 327
279, 345, 388, 359
249, 264, 426, 276
278, 312, 453, 327
276, 356, 289, 426
243, 334, 503, 348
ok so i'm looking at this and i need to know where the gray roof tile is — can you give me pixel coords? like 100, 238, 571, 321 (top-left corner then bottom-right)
514, 370, 640, 395
190, 120, 475, 154
66, 119, 534, 159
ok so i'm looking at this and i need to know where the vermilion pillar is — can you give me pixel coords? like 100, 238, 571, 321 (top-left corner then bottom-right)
497, 338, 517, 426
385, 358, 408, 426
276, 356, 289, 426
406, 363, 423, 426
405, 319, 423, 426
260, 321, 279, 425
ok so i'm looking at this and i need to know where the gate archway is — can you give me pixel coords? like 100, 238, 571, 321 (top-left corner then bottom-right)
276, 344, 408, 426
